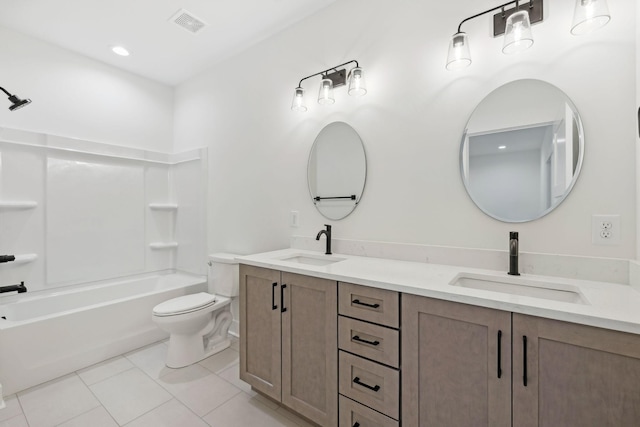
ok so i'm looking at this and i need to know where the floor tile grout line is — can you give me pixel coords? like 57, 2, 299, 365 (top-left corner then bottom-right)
197, 385, 244, 420
72, 371, 120, 427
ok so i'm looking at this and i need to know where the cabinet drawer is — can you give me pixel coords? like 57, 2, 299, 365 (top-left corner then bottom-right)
339, 395, 398, 427
339, 316, 399, 368
338, 283, 399, 328
339, 351, 400, 420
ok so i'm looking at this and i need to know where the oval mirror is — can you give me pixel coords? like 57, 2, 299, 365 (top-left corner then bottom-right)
308, 122, 367, 220
460, 79, 584, 223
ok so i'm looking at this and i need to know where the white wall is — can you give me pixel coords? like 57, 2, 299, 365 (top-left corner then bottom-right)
174, 0, 636, 259
0, 26, 174, 152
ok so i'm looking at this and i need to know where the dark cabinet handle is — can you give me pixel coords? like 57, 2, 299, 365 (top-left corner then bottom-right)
497, 330, 502, 379
281, 284, 287, 313
523, 335, 528, 387
353, 376, 380, 392
352, 299, 380, 309
353, 423, 360, 427
271, 282, 278, 310
352, 335, 380, 346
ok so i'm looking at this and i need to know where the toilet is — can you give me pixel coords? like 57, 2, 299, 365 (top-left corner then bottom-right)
152, 253, 239, 368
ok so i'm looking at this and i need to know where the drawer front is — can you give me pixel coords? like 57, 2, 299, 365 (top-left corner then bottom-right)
339, 351, 400, 420
339, 316, 399, 368
339, 395, 398, 427
338, 283, 399, 328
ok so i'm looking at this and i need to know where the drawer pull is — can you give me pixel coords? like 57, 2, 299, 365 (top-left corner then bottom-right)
352, 299, 380, 309
353, 376, 380, 392
352, 335, 380, 346
353, 423, 360, 427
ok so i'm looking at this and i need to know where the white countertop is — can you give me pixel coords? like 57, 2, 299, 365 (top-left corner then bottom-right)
237, 248, 640, 335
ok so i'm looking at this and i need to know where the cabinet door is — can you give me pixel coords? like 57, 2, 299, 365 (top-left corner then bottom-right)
402, 295, 511, 427
239, 265, 282, 401
513, 314, 640, 427
281, 272, 337, 426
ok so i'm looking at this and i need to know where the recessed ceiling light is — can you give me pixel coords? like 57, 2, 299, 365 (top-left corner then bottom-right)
111, 46, 130, 57
498, 145, 507, 150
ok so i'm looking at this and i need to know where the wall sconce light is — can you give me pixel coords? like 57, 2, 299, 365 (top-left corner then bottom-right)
571, 0, 611, 35
291, 60, 366, 112
0, 86, 31, 111
446, 0, 611, 70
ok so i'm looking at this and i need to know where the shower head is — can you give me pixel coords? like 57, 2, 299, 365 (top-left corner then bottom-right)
0, 86, 31, 111
8, 95, 31, 111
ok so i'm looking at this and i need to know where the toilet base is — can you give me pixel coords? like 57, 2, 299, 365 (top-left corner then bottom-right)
164, 307, 233, 368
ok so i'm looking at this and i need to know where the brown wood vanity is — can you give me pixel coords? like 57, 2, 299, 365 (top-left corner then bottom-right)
239, 264, 640, 426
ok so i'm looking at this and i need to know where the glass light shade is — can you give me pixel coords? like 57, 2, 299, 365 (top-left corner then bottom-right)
318, 78, 335, 105
291, 87, 307, 112
571, 0, 611, 35
446, 32, 471, 71
348, 67, 367, 96
502, 11, 534, 54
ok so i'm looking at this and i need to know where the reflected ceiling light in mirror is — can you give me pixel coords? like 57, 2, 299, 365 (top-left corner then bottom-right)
571, 0, 611, 35
498, 145, 507, 150
291, 60, 366, 112
502, 10, 534, 54
111, 45, 130, 56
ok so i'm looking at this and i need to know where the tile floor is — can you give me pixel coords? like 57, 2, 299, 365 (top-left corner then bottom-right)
0, 337, 315, 427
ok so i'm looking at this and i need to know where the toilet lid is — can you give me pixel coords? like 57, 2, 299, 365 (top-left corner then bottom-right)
153, 292, 217, 316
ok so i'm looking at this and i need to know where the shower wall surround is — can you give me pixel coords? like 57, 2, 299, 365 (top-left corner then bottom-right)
0, 127, 206, 293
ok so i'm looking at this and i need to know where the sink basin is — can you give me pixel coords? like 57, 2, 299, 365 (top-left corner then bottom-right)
279, 254, 346, 266
450, 273, 589, 304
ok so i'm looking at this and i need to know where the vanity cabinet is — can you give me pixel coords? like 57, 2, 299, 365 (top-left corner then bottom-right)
512, 313, 640, 427
402, 294, 640, 427
239, 265, 337, 426
401, 294, 512, 427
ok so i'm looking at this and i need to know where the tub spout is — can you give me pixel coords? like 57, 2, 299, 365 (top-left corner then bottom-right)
0, 255, 15, 263
0, 281, 26, 294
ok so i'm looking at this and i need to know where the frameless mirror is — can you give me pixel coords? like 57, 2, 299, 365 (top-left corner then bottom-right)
460, 79, 584, 222
308, 122, 366, 220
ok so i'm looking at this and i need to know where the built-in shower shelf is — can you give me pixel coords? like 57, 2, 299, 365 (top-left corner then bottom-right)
149, 242, 179, 250
1, 254, 38, 264
0, 201, 38, 210
149, 203, 178, 211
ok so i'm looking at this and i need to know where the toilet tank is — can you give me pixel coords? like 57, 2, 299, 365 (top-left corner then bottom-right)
208, 253, 239, 297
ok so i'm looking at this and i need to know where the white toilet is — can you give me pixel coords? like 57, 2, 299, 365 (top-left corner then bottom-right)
152, 253, 239, 368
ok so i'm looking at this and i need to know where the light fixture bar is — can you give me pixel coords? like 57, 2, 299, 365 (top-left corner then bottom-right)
493, 0, 543, 36
297, 60, 359, 88
455, 0, 538, 34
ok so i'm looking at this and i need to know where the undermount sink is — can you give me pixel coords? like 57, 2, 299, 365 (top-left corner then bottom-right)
279, 254, 346, 266
450, 273, 589, 305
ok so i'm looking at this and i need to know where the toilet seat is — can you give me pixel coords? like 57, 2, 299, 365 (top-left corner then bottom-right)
153, 292, 217, 317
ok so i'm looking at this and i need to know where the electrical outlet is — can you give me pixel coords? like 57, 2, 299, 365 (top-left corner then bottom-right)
592, 215, 620, 245
290, 210, 299, 227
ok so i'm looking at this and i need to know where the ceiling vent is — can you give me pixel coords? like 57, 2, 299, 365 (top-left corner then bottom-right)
169, 9, 207, 34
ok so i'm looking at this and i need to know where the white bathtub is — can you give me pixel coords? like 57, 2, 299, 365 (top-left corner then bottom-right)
0, 271, 207, 395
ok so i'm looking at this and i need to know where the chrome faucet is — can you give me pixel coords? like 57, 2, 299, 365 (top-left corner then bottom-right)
316, 224, 332, 255
508, 231, 520, 276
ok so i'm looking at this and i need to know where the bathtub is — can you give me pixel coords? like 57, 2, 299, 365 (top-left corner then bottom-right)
0, 271, 207, 395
